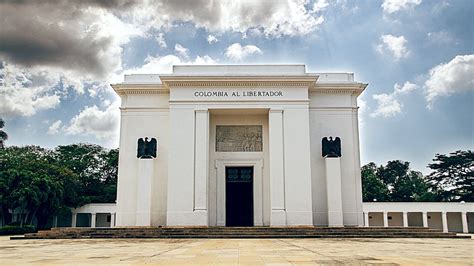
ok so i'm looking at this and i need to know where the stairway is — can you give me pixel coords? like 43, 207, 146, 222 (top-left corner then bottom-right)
11, 226, 469, 239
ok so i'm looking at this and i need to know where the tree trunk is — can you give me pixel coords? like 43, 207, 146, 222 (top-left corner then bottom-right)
29, 208, 38, 226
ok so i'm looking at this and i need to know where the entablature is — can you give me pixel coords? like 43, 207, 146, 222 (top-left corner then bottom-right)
111, 83, 169, 96
159, 75, 318, 88
310, 83, 368, 96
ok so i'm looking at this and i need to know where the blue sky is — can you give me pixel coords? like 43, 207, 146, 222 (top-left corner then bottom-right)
0, 0, 472, 174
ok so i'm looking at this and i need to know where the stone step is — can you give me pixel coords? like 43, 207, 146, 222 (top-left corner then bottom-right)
15, 227, 467, 240
13, 234, 469, 240
43, 227, 441, 233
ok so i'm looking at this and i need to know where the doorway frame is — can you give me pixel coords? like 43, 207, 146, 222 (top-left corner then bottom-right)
215, 159, 264, 226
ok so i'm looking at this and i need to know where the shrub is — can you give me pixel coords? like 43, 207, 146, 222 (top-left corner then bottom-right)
0, 225, 37, 235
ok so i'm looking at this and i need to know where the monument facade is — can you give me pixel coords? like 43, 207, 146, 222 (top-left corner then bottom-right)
111, 65, 367, 227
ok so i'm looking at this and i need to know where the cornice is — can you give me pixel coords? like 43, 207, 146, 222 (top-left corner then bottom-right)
111, 84, 169, 96
310, 83, 368, 95
159, 75, 318, 88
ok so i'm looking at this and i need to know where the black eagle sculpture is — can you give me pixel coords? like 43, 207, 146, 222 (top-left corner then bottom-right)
322, 136, 341, 158
137, 137, 157, 159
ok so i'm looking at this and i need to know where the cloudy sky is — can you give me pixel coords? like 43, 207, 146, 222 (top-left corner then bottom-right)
0, 0, 472, 173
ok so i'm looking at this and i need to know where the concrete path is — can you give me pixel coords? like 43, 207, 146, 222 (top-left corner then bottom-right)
0, 236, 472, 265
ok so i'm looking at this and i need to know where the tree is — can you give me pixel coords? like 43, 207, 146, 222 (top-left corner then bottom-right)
0, 118, 7, 148
53, 144, 118, 204
361, 160, 434, 202
0, 144, 118, 228
0, 146, 68, 228
426, 150, 473, 202
361, 162, 389, 202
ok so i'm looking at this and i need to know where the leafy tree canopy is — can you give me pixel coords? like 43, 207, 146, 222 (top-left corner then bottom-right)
362, 160, 435, 202
426, 150, 473, 202
0, 144, 118, 229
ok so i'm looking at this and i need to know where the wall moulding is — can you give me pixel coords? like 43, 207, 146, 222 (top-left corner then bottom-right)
310, 83, 367, 96
160, 75, 318, 88
111, 84, 169, 96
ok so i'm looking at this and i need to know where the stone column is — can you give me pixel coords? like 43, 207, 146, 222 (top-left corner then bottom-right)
136, 158, 154, 226
383, 212, 388, 227
441, 212, 448, 233
422, 212, 428, 228
193, 109, 209, 225
461, 212, 468, 233
91, 213, 96, 228
281, 107, 313, 226
71, 213, 77, 228
269, 109, 286, 226
325, 157, 344, 227
111, 213, 116, 228
364, 212, 369, 227
403, 212, 408, 227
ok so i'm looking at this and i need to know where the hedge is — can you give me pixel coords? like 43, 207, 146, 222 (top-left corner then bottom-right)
0, 225, 37, 235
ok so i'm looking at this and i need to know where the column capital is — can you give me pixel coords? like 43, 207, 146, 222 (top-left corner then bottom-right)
269, 109, 283, 113
195, 109, 209, 113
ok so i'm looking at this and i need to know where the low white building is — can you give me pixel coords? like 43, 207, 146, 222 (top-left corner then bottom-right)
66, 202, 474, 233
363, 202, 474, 233
111, 64, 366, 227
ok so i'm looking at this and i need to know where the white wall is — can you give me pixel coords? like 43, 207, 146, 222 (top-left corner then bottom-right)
116, 90, 169, 226
309, 91, 363, 226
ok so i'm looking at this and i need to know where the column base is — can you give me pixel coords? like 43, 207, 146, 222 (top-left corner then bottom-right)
285, 211, 313, 226
328, 211, 344, 227
167, 210, 208, 226
136, 212, 151, 226
270, 210, 287, 226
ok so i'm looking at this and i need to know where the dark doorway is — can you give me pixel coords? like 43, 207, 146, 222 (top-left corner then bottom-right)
226, 167, 254, 226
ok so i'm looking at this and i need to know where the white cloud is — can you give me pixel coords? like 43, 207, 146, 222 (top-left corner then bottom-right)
225, 43, 262, 61
394, 81, 417, 94
424, 54, 474, 106
376, 34, 410, 60
64, 101, 120, 142
125, 54, 218, 75
174, 43, 189, 58
155, 33, 167, 48
47, 120, 62, 135
427, 31, 457, 45
0, 63, 61, 117
0, 3, 143, 118
382, 0, 422, 14
194, 55, 218, 65
313, 0, 329, 12
371, 81, 418, 118
133, 0, 326, 38
371, 93, 402, 118
127, 55, 182, 74
207, 34, 218, 44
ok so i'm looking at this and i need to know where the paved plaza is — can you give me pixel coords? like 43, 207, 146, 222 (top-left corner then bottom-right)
0, 236, 472, 265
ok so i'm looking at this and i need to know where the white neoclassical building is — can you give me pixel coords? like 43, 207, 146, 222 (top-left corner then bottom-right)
111, 64, 367, 227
